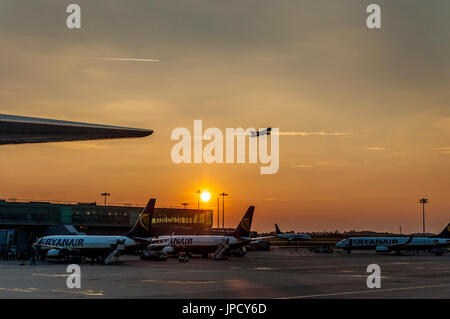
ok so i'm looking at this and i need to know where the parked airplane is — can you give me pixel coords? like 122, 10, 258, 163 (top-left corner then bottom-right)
250, 127, 271, 137
35, 198, 156, 263
336, 223, 450, 255
147, 206, 255, 258
275, 224, 311, 241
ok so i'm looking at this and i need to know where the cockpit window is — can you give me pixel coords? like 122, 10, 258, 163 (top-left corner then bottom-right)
337, 239, 348, 246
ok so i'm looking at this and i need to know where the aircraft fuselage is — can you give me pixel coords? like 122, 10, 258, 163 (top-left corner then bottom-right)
336, 237, 450, 251
37, 235, 149, 258
149, 235, 248, 255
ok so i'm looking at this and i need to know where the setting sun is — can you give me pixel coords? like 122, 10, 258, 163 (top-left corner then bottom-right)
200, 192, 211, 202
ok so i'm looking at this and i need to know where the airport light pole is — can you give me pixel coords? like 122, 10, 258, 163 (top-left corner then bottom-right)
101, 192, 110, 206
181, 202, 189, 209
219, 192, 228, 229
196, 190, 201, 234
217, 197, 220, 229
419, 198, 429, 234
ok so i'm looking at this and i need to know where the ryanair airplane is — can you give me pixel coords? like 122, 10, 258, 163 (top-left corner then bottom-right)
148, 206, 255, 257
35, 198, 156, 263
336, 223, 450, 255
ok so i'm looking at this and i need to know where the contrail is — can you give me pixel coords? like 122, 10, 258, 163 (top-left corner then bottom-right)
85, 57, 160, 62
276, 131, 350, 136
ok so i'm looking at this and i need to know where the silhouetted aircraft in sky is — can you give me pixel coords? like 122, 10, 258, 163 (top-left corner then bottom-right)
250, 127, 271, 137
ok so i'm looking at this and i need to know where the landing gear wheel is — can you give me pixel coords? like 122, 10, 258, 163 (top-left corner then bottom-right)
178, 255, 189, 262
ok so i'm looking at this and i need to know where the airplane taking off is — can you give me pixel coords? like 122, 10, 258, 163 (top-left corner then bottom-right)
274, 224, 311, 241
336, 223, 450, 255
35, 198, 156, 263
147, 206, 255, 258
250, 127, 271, 137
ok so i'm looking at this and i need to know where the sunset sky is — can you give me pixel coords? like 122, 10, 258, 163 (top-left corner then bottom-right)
0, 1, 449, 233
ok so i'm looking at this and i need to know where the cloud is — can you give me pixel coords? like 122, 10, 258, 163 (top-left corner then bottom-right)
291, 161, 339, 168
51, 143, 107, 150
433, 147, 450, 154
365, 147, 386, 151
314, 161, 338, 166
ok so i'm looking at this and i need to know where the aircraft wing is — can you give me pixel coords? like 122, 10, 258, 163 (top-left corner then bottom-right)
0, 114, 153, 145
148, 242, 169, 249
250, 236, 276, 242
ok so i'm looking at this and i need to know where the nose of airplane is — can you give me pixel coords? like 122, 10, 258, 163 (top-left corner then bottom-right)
336, 240, 346, 248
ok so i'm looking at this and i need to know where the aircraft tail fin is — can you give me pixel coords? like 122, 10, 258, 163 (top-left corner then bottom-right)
231, 206, 254, 238
275, 224, 282, 234
435, 223, 450, 238
124, 198, 155, 238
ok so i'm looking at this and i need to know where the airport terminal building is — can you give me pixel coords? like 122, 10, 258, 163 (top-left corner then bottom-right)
0, 200, 213, 235
0, 199, 213, 256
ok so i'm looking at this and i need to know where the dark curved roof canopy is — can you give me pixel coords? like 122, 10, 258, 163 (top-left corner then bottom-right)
0, 114, 153, 145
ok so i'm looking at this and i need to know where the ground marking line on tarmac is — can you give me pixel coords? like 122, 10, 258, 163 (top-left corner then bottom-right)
51, 289, 104, 296
142, 279, 217, 285
33, 273, 70, 277
277, 283, 450, 299
336, 275, 389, 279
0, 287, 39, 293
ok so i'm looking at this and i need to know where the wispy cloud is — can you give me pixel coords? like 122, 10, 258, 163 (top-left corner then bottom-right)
291, 161, 339, 168
314, 161, 337, 166
433, 147, 450, 154
51, 143, 107, 150
365, 147, 386, 151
